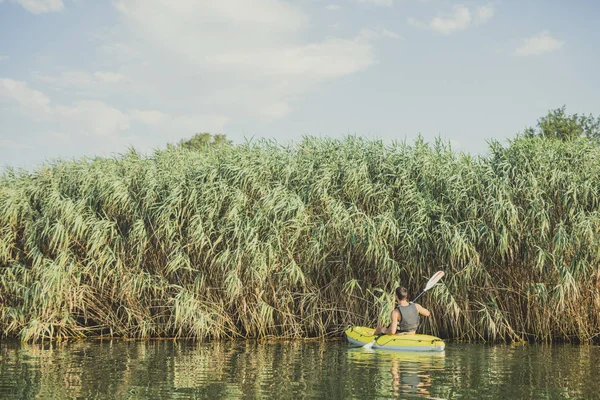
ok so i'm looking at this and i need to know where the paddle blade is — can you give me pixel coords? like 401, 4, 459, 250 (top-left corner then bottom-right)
424, 271, 445, 291
362, 339, 376, 349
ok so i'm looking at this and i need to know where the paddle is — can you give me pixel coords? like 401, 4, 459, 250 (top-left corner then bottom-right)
363, 271, 445, 349
411, 270, 445, 303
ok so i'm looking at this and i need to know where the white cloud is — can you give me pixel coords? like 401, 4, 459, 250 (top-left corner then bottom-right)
129, 109, 227, 133
112, 0, 377, 120
357, 0, 393, 6
0, 81, 129, 137
409, 4, 495, 35
114, 0, 368, 76
98, 42, 141, 60
35, 70, 128, 87
3, 0, 384, 167
54, 100, 131, 137
381, 29, 402, 39
115, 0, 307, 34
407, 18, 426, 30
325, 4, 341, 10
515, 31, 564, 56
1, 79, 227, 141
358, 28, 402, 40
1, 77, 229, 167
0, 78, 51, 115
429, 5, 471, 35
475, 5, 495, 24
0, 55, 9, 61
206, 37, 373, 79
129, 109, 168, 126
3, 0, 64, 13
94, 72, 127, 84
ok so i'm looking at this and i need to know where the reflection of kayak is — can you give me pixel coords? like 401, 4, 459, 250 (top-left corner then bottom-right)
348, 347, 446, 361
345, 327, 445, 352
346, 347, 446, 366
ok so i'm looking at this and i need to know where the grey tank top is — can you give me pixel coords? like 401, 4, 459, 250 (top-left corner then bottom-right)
397, 303, 420, 332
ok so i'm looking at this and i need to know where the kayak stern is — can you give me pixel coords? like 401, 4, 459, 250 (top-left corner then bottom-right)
345, 326, 445, 352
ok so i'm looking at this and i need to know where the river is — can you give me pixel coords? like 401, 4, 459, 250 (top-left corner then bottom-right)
1, 339, 598, 399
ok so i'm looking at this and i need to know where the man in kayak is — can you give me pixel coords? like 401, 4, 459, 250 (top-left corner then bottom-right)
373, 287, 430, 335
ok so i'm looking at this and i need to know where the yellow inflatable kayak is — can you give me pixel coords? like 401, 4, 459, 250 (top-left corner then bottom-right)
345, 326, 445, 352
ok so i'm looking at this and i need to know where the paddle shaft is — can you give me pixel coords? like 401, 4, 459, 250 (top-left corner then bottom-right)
412, 290, 426, 303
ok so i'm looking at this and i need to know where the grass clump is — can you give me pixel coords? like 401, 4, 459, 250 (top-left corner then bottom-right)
1, 135, 599, 343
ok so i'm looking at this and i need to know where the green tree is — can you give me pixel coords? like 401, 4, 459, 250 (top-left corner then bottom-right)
524, 106, 600, 141
179, 133, 230, 150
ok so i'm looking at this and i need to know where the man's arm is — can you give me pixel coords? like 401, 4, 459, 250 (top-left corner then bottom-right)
387, 309, 399, 334
374, 309, 400, 335
415, 303, 430, 317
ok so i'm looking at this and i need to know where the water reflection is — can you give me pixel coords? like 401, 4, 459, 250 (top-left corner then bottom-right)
0, 340, 599, 399
347, 348, 445, 398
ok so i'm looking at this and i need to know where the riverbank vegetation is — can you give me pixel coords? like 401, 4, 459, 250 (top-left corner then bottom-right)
1, 109, 600, 343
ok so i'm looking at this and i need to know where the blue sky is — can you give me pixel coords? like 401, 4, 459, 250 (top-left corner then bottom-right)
1, 0, 599, 169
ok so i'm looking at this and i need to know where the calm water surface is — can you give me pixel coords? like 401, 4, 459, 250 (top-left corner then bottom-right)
0, 339, 598, 399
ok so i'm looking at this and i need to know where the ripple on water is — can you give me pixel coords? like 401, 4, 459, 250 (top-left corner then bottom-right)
1, 340, 599, 399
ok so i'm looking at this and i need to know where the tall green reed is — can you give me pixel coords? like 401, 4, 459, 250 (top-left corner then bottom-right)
1, 136, 599, 342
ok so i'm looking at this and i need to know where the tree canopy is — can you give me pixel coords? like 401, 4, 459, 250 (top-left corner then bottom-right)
524, 106, 600, 141
179, 133, 229, 150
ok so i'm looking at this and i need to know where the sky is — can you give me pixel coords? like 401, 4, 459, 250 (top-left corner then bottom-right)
1, 0, 599, 169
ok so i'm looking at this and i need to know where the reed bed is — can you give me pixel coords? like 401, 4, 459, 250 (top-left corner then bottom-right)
1, 136, 599, 342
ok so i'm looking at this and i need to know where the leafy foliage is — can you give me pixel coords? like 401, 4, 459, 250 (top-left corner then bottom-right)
524, 106, 600, 141
1, 135, 600, 343
179, 133, 229, 150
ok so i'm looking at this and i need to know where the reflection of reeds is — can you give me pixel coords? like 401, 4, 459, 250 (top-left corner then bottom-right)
2, 340, 598, 399
1, 136, 600, 342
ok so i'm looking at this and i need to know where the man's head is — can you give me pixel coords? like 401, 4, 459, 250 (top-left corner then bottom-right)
395, 287, 408, 302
